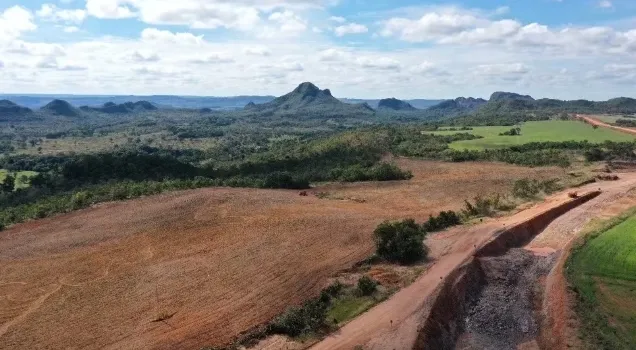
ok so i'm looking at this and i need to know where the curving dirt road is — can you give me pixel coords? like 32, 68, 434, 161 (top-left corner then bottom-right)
576, 114, 636, 136
311, 173, 636, 350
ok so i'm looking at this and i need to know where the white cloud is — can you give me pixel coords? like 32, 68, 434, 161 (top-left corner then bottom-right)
5, 41, 66, 56
379, 8, 636, 56
355, 56, 401, 70
318, 48, 350, 61
409, 61, 436, 74
598, 1, 613, 8
329, 16, 345, 23
129, 51, 161, 62
244, 46, 271, 56
0, 6, 37, 42
476, 63, 529, 75
85, 0, 135, 19
334, 23, 368, 36
0, 60, 4, 68
264, 10, 307, 36
141, 28, 204, 45
188, 53, 234, 64
37, 4, 86, 23
380, 10, 477, 42
36, 56, 87, 71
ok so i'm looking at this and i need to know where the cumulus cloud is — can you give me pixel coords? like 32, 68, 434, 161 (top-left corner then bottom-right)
262, 10, 307, 36
129, 51, 161, 62
318, 48, 350, 61
141, 28, 204, 45
244, 46, 271, 56
37, 4, 86, 23
36, 56, 87, 71
476, 63, 529, 75
188, 53, 234, 64
86, 0, 135, 19
329, 16, 346, 23
380, 7, 636, 56
334, 23, 368, 36
0, 6, 37, 42
355, 56, 401, 70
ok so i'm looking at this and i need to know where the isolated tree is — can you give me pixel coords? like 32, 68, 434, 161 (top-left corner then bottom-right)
1, 174, 15, 192
374, 219, 428, 264
357, 275, 378, 296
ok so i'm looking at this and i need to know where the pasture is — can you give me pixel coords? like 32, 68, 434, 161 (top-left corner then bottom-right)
0, 170, 38, 190
568, 212, 636, 348
429, 120, 634, 150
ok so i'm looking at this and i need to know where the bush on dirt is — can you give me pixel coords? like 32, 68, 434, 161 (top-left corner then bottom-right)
422, 210, 462, 232
357, 276, 378, 296
374, 219, 428, 264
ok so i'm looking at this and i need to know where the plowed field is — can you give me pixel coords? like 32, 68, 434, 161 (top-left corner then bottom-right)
0, 160, 562, 349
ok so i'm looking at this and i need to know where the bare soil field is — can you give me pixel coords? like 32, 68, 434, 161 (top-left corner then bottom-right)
0, 160, 563, 350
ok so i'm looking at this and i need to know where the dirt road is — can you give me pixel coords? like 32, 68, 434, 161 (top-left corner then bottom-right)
576, 114, 636, 136
311, 173, 636, 350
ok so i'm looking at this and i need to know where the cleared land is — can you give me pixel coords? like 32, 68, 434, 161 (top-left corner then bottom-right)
568, 212, 636, 348
577, 115, 636, 137
429, 120, 634, 150
0, 160, 563, 350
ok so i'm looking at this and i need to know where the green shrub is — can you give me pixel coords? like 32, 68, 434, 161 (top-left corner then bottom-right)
269, 299, 329, 337
422, 210, 461, 232
373, 219, 428, 264
357, 276, 378, 296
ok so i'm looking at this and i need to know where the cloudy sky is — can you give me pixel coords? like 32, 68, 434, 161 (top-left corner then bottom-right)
1, 0, 635, 99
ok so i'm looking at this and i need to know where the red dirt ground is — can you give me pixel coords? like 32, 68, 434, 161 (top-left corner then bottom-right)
311, 174, 636, 350
576, 114, 636, 136
0, 160, 562, 350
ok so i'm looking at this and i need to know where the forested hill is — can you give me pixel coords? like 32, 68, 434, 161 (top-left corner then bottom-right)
242, 82, 375, 118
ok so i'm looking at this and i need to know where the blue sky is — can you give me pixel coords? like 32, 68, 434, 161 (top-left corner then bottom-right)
1, 0, 635, 99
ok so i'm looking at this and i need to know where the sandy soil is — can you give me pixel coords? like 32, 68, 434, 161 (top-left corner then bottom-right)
576, 115, 636, 136
311, 174, 636, 350
0, 160, 560, 350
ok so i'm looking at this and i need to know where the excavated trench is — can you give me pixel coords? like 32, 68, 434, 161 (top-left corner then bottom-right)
415, 191, 601, 350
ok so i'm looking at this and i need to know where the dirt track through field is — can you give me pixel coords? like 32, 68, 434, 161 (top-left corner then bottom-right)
311, 173, 636, 350
576, 114, 636, 136
0, 160, 561, 350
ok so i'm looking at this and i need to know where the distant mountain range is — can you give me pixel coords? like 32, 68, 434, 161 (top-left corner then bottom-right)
80, 101, 157, 114
2, 83, 636, 122
1, 94, 443, 111
0, 94, 276, 110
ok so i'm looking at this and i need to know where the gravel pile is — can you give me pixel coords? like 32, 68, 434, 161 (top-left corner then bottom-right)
456, 248, 558, 350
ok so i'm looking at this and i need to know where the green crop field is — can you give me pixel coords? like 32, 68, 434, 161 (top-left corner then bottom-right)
429, 120, 635, 150
0, 170, 39, 190
568, 212, 636, 349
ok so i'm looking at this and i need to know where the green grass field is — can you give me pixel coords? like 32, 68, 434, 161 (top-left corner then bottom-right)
568, 212, 636, 349
429, 120, 635, 150
0, 170, 39, 190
